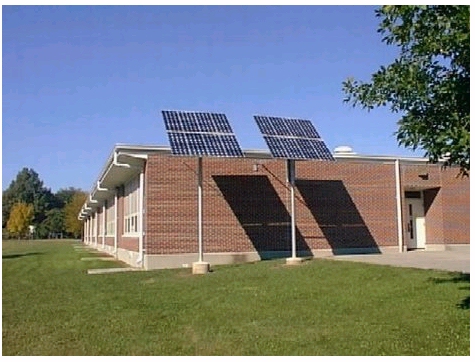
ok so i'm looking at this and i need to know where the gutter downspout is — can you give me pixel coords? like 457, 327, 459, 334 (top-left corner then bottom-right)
114, 188, 118, 256
137, 169, 145, 267
113, 151, 142, 169
395, 159, 404, 253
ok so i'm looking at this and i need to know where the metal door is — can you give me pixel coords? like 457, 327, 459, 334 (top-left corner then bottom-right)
405, 197, 426, 249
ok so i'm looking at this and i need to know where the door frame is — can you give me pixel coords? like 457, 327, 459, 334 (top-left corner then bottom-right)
404, 190, 426, 250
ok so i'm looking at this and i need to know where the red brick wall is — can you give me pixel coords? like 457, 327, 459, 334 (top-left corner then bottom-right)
145, 155, 405, 255
104, 237, 114, 247
399, 164, 469, 246
423, 188, 444, 245
295, 161, 397, 250
441, 168, 470, 244
85, 155, 469, 254
401, 164, 442, 189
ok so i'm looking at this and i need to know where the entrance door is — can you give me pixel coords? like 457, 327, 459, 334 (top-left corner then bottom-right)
405, 195, 426, 249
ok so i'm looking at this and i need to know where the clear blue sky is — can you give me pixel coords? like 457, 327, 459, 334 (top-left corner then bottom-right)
2, 5, 424, 193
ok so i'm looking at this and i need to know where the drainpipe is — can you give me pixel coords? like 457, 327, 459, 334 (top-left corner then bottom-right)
137, 169, 145, 267
114, 188, 118, 255
395, 159, 404, 253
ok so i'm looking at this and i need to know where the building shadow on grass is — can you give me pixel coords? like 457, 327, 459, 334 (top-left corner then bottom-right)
213, 175, 312, 260
2, 252, 43, 260
296, 179, 381, 255
430, 273, 470, 309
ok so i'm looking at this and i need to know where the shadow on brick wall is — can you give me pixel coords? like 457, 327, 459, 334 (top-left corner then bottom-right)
213, 175, 312, 259
296, 179, 380, 255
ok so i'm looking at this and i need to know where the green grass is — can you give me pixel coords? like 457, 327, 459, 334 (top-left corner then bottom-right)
2, 240, 470, 356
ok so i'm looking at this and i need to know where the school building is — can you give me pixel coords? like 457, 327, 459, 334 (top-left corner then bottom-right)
78, 144, 469, 270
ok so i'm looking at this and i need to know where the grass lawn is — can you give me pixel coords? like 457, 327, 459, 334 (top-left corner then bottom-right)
2, 240, 470, 356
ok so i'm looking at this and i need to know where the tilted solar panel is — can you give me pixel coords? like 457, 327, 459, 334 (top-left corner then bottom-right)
162, 110, 243, 158
163, 110, 233, 134
254, 115, 321, 139
254, 115, 334, 161
168, 132, 243, 157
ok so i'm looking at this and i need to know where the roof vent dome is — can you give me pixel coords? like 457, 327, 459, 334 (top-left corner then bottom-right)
334, 145, 356, 154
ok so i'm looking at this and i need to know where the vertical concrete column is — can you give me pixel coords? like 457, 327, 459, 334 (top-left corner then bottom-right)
85, 218, 89, 244
86, 218, 89, 244
102, 203, 106, 249
95, 212, 98, 247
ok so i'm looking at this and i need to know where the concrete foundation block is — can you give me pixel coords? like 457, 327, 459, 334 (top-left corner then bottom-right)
286, 257, 303, 265
192, 261, 211, 274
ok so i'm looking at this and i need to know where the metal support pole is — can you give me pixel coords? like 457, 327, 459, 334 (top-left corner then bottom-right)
197, 157, 203, 263
290, 181, 296, 259
286, 159, 302, 265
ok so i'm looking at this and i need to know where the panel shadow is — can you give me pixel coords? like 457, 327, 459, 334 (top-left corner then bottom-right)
212, 175, 312, 259
296, 179, 380, 255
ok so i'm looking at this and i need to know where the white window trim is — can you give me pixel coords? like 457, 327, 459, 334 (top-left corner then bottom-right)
106, 197, 115, 236
123, 175, 140, 237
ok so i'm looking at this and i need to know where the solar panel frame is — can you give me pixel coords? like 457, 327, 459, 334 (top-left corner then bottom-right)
162, 110, 243, 158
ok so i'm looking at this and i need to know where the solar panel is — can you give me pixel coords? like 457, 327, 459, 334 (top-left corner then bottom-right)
254, 115, 320, 138
162, 110, 233, 133
162, 110, 243, 157
254, 115, 334, 161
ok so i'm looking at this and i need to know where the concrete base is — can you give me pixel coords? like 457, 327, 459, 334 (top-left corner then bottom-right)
192, 261, 211, 274
286, 257, 303, 265
88, 267, 141, 275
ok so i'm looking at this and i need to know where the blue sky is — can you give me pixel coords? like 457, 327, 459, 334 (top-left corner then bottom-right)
2, 5, 424, 193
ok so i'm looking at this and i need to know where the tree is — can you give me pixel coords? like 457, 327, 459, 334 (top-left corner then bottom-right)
342, 5, 469, 173
55, 187, 84, 207
41, 208, 65, 238
6, 203, 34, 239
64, 192, 87, 238
2, 168, 61, 228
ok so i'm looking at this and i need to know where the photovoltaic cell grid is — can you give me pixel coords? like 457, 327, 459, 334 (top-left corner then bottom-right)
254, 115, 334, 161
163, 110, 233, 134
254, 115, 320, 139
162, 110, 243, 157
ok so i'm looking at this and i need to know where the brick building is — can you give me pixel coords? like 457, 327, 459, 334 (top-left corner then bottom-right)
79, 144, 469, 270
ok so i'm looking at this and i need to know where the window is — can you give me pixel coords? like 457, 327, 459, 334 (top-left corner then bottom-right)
92, 214, 97, 236
98, 208, 104, 236
124, 176, 140, 235
106, 197, 115, 236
